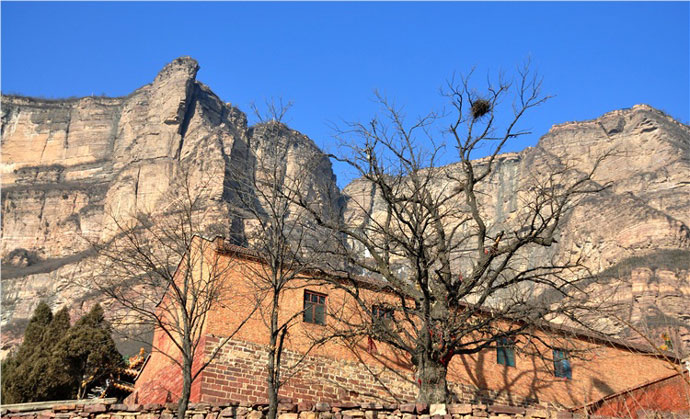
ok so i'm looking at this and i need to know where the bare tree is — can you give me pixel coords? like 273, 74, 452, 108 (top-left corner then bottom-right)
82, 168, 255, 418
295, 63, 611, 403
230, 101, 337, 419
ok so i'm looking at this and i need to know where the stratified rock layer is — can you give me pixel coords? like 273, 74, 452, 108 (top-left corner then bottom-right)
344, 104, 690, 349
2, 57, 689, 353
1, 57, 343, 354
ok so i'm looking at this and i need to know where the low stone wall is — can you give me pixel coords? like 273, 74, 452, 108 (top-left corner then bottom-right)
1, 400, 574, 419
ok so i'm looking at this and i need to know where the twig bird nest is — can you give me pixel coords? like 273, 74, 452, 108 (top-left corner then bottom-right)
471, 99, 491, 119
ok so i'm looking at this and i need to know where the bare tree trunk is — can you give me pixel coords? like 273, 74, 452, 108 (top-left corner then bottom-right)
177, 365, 192, 418
178, 337, 193, 419
414, 351, 449, 404
267, 292, 280, 419
266, 350, 279, 419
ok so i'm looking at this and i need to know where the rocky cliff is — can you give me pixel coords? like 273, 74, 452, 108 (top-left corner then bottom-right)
2, 57, 689, 354
343, 103, 690, 349
1, 57, 342, 354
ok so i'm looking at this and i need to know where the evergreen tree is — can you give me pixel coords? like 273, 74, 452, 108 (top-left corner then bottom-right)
1, 301, 54, 403
18, 301, 52, 358
1, 303, 123, 403
1, 354, 21, 404
36, 308, 77, 400
45, 308, 71, 343
55, 304, 123, 398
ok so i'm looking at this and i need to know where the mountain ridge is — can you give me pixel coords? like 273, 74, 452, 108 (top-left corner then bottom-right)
2, 57, 688, 355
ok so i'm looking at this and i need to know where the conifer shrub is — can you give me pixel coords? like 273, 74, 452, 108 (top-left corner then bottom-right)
56, 304, 123, 399
0, 303, 123, 403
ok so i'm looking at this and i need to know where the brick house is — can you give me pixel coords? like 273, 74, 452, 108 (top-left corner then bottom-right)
129, 236, 682, 410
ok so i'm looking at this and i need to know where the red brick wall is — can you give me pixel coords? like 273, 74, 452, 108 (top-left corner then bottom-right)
447, 341, 678, 408
132, 243, 680, 409
197, 253, 677, 408
196, 333, 682, 409
198, 336, 547, 407
128, 335, 207, 404
198, 336, 416, 405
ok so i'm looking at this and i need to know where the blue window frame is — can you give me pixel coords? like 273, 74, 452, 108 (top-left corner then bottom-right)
496, 337, 516, 367
553, 349, 572, 379
371, 305, 394, 321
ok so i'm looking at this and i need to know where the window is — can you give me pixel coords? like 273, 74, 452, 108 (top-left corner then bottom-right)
496, 337, 516, 367
303, 291, 326, 325
553, 349, 572, 379
371, 305, 394, 321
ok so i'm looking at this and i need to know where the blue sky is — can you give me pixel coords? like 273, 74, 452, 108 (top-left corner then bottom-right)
2, 2, 689, 187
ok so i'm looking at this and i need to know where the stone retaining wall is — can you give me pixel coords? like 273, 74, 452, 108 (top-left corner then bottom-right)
198, 338, 538, 407
1, 400, 575, 419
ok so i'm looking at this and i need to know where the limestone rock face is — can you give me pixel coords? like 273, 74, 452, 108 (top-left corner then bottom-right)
1, 57, 343, 354
2, 57, 689, 356
342, 105, 690, 349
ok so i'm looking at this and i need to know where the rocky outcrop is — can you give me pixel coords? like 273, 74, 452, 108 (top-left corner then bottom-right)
2, 57, 689, 355
0, 57, 343, 355
519, 107, 690, 347
343, 104, 690, 349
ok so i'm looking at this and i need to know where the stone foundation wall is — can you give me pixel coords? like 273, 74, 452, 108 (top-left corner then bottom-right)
0, 400, 573, 419
200, 337, 539, 408
200, 337, 416, 405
